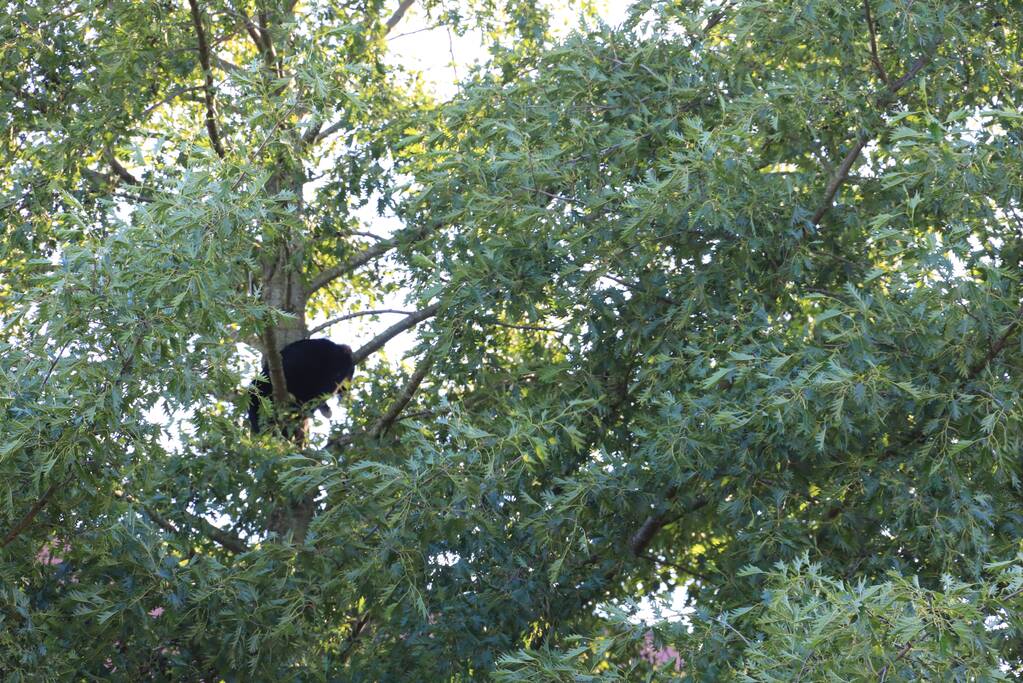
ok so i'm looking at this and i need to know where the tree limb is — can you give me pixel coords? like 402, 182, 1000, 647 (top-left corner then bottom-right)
385, 0, 416, 34
187, 0, 227, 158
261, 326, 291, 405
330, 351, 434, 449
105, 149, 141, 186
352, 303, 439, 365
809, 46, 938, 228
629, 490, 709, 556
308, 309, 418, 337
369, 353, 434, 438
307, 238, 400, 294
1, 480, 63, 548
968, 302, 1023, 379
809, 134, 869, 227
118, 491, 249, 554
863, 0, 889, 85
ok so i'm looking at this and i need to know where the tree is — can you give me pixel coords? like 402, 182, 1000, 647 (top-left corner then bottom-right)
2, 0, 1022, 679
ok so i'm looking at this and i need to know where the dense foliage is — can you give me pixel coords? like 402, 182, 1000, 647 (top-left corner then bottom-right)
2, 0, 1022, 679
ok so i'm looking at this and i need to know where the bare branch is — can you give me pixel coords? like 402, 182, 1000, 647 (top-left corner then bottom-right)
863, 0, 889, 85
308, 309, 418, 336
307, 239, 399, 294
187, 0, 227, 158
385, 0, 415, 34
353, 303, 439, 364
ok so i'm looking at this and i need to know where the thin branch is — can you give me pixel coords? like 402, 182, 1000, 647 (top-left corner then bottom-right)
1, 333, 146, 547
488, 320, 564, 334
809, 46, 938, 228
630, 491, 709, 556
702, 2, 732, 34
863, 0, 889, 85
105, 149, 141, 186
1, 480, 63, 548
352, 303, 439, 364
878, 629, 928, 682
307, 239, 399, 293
142, 85, 203, 117
187, 0, 227, 158
810, 134, 869, 227
968, 302, 1023, 379
885, 51, 934, 95
118, 491, 249, 554
337, 612, 372, 664
636, 553, 714, 582
330, 351, 435, 449
385, 0, 415, 34
370, 354, 435, 438
211, 55, 241, 73
308, 309, 418, 336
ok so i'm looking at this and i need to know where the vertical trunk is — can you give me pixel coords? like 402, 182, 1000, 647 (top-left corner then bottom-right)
260, 166, 319, 544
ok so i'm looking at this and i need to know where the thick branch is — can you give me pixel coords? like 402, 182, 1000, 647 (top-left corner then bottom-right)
187, 0, 227, 158
261, 327, 291, 405
307, 239, 400, 294
385, 0, 416, 34
353, 303, 439, 364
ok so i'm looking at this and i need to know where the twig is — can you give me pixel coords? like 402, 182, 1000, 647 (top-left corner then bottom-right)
187, 0, 227, 158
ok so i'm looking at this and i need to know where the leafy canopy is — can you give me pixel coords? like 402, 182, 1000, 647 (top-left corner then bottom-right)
2, 0, 1022, 679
